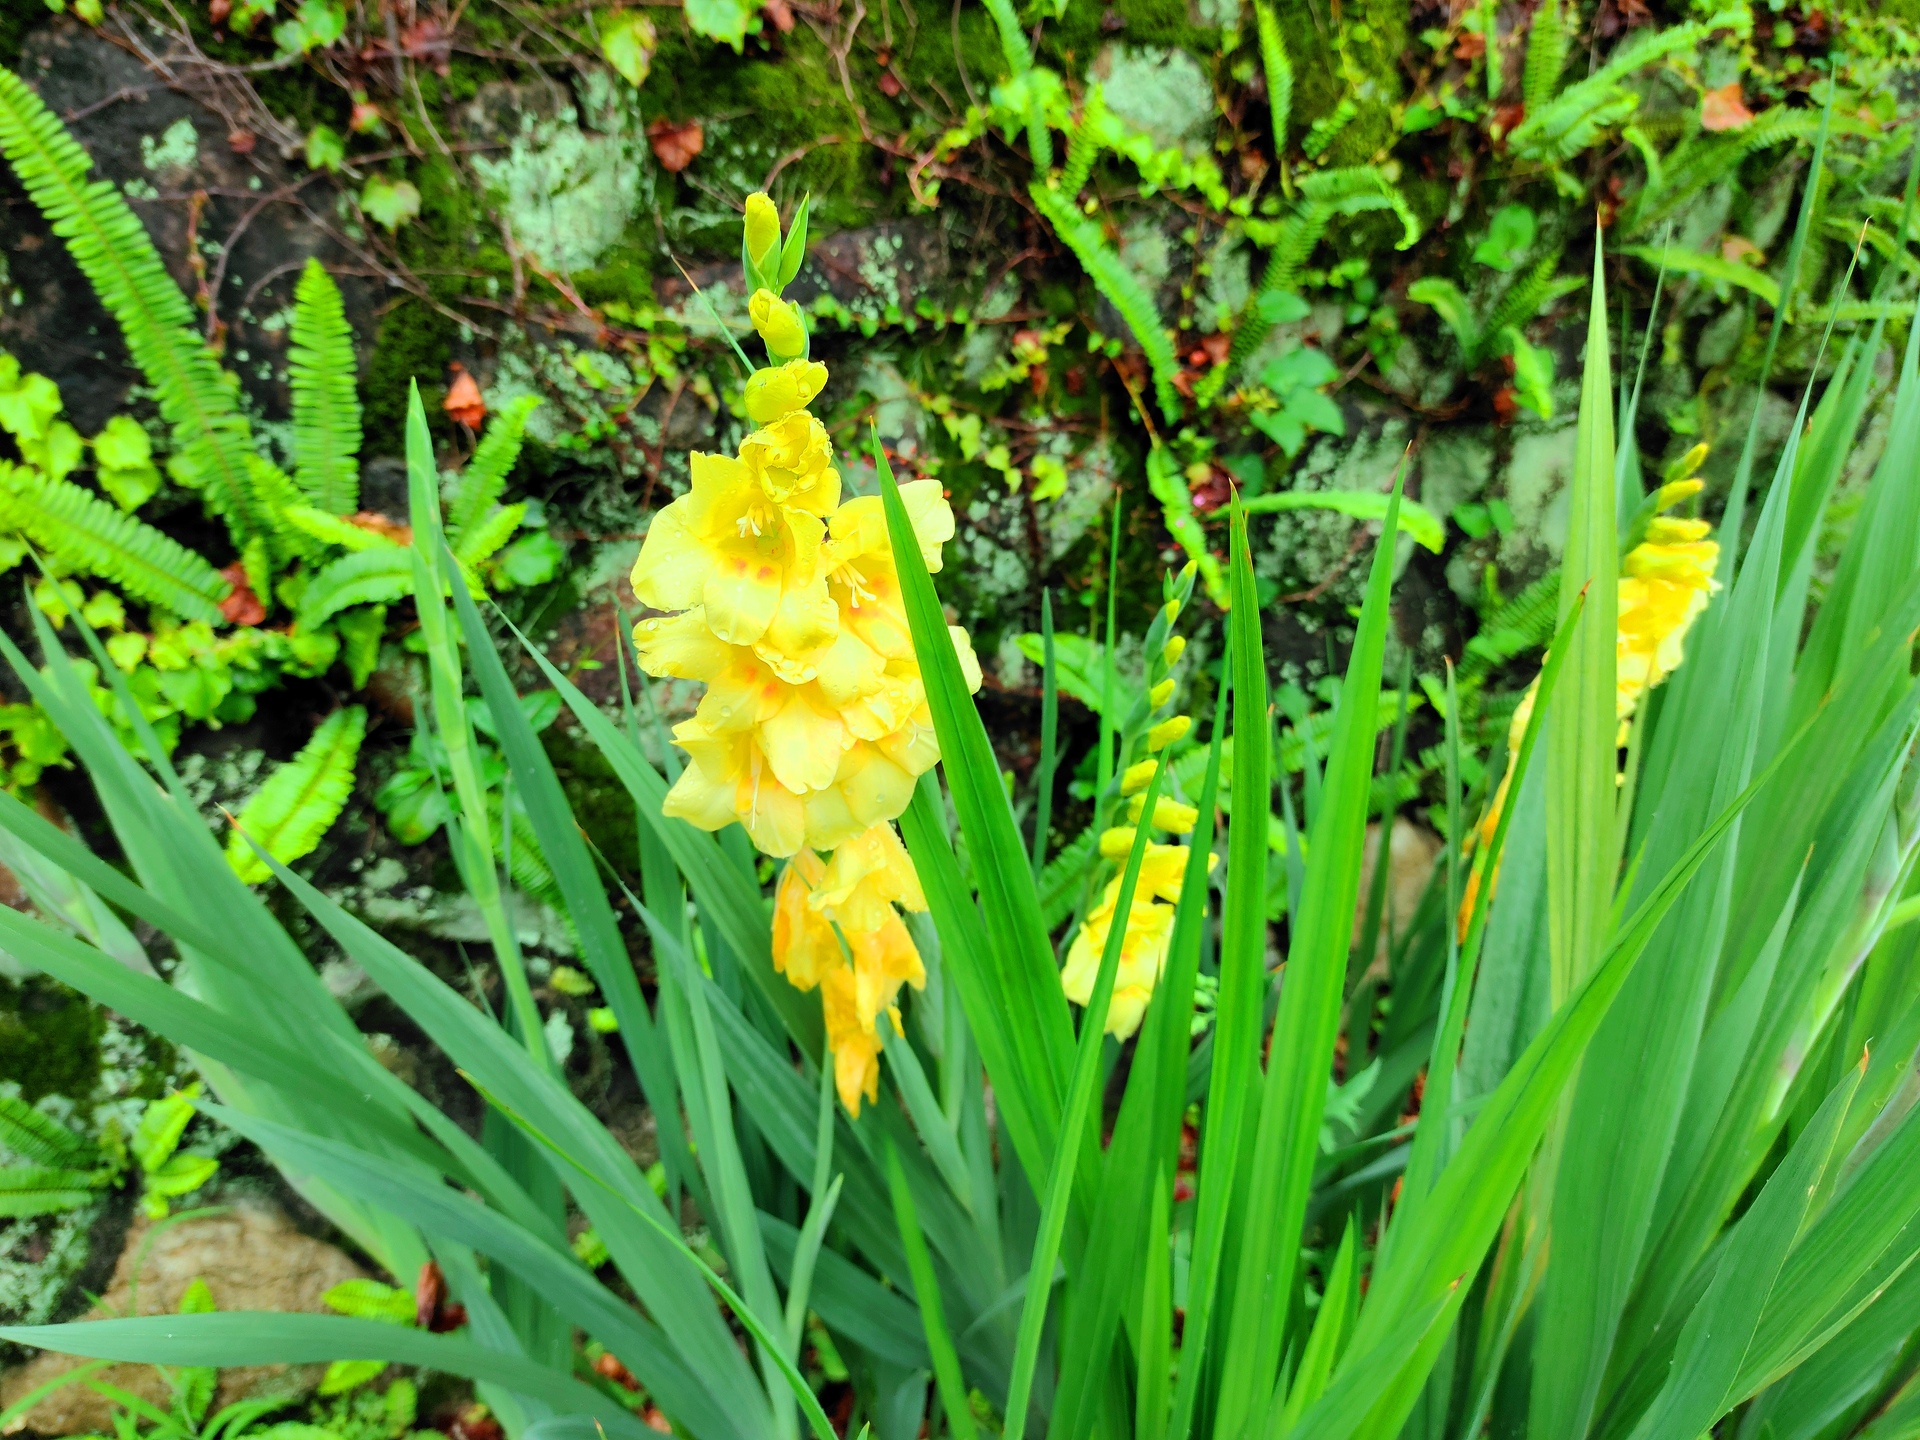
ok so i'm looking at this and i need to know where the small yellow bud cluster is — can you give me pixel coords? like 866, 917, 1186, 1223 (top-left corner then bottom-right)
1063, 562, 1214, 1041
631, 192, 981, 1112
1458, 456, 1720, 937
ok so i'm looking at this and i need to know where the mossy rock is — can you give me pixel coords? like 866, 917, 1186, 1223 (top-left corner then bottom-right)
0, 974, 103, 1106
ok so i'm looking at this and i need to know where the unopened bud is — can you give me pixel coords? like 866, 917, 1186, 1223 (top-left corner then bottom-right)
1120, 759, 1158, 795
744, 360, 827, 423
1098, 826, 1138, 858
749, 288, 807, 360
744, 192, 781, 273
1150, 678, 1176, 708
1148, 715, 1191, 751
1128, 794, 1198, 833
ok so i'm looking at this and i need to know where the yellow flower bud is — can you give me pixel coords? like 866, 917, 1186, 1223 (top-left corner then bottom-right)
1646, 516, 1712, 545
1149, 678, 1175, 709
1655, 477, 1705, 512
1120, 759, 1158, 795
749, 288, 807, 361
1147, 715, 1190, 751
1129, 794, 1198, 833
1163, 635, 1186, 666
745, 360, 828, 424
1662, 442, 1709, 485
1098, 826, 1138, 858
744, 192, 781, 273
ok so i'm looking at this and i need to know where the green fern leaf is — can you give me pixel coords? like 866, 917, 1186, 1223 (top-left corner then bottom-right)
1521, 0, 1568, 116
0, 463, 228, 623
1030, 180, 1181, 418
224, 705, 367, 883
282, 506, 399, 553
299, 547, 414, 627
1482, 249, 1574, 355
1060, 86, 1107, 197
453, 502, 525, 570
0, 1091, 96, 1167
0, 67, 268, 555
1617, 243, 1780, 307
289, 259, 361, 515
0, 1165, 108, 1219
446, 395, 540, 541
1254, 0, 1294, 156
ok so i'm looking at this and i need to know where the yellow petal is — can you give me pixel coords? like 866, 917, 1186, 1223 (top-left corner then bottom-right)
702, 549, 785, 646
661, 748, 743, 832
759, 577, 839, 673
814, 626, 888, 709
801, 784, 866, 851
847, 910, 926, 990
760, 685, 847, 794
834, 742, 916, 829
694, 652, 785, 733
1099, 826, 1137, 858
1128, 794, 1198, 833
772, 853, 838, 991
629, 500, 706, 611
740, 771, 808, 857
632, 608, 730, 680
1120, 759, 1158, 795
813, 822, 925, 930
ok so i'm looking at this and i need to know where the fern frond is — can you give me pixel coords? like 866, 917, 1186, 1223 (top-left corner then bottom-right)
1146, 443, 1224, 604
1617, 243, 1780, 307
0, 463, 228, 623
1030, 181, 1182, 419
289, 258, 361, 515
225, 705, 367, 884
1060, 86, 1107, 197
299, 548, 414, 627
446, 395, 540, 541
0, 1165, 108, 1218
0, 67, 267, 554
1622, 109, 1831, 235
0, 1091, 96, 1167
1254, 0, 1293, 157
283, 506, 400, 553
1509, 14, 1746, 160
1521, 0, 1568, 116
1482, 249, 1571, 352
453, 502, 526, 570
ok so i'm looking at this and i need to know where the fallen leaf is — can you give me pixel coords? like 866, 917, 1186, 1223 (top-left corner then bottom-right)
209, 0, 231, 23
648, 117, 704, 172
1453, 30, 1486, 60
217, 562, 266, 626
762, 0, 795, 30
1721, 234, 1765, 266
444, 363, 486, 429
1701, 82, 1755, 132
227, 128, 256, 154
349, 98, 383, 133
878, 69, 902, 97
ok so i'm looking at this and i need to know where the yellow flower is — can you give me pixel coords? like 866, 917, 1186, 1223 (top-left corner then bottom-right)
750, 289, 808, 361
772, 850, 839, 990
744, 191, 782, 275
1099, 826, 1137, 858
662, 721, 809, 857
1618, 515, 1718, 725
630, 451, 833, 651
1061, 883, 1175, 1041
1163, 635, 1186, 665
1149, 678, 1175, 708
810, 821, 927, 931
740, 410, 839, 515
745, 360, 829, 425
1120, 759, 1159, 795
822, 968, 889, 1115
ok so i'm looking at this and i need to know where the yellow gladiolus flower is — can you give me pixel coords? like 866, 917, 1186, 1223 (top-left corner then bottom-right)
1099, 826, 1138, 858
744, 191, 781, 274
1061, 883, 1175, 1041
1120, 759, 1159, 796
745, 360, 828, 425
1149, 678, 1175, 708
631, 451, 833, 650
1163, 634, 1186, 665
634, 197, 984, 1113
750, 288, 808, 360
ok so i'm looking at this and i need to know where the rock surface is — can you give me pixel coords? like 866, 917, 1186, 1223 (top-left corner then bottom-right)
0, 1204, 365, 1436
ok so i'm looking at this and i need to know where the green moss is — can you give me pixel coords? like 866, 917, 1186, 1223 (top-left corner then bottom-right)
0, 975, 104, 1106
361, 297, 456, 455
1275, 0, 1407, 166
